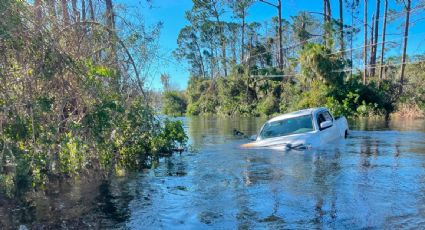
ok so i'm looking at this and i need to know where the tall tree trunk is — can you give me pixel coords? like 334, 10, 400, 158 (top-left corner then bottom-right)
370, 0, 380, 77
399, 0, 411, 95
194, 41, 206, 78
259, 0, 283, 69
323, 0, 332, 48
363, 0, 368, 84
81, 0, 86, 22
339, 0, 344, 54
323, 0, 327, 46
241, 10, 245, 63
105, 0, 119, 90
71, 0, 80, 22
87, 0, 97, 61
326, 0, 331, 49
210, 47, 215, 78
231, 31, 237, 64
61, 0, 70, 26
88, 0, 95, 21
379, 0, 388, 85
213, 13, 227, 77
105, 0, 115, 30
221, 36, 227, 77
369, 14, 374, 76
277, 0, 283, 70
34, 0, 43, 26
326, 0, 331, 23
46, 0, 57, 18
350, 4, 355, 78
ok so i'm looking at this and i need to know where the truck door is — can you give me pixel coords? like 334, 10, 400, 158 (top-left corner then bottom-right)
317, 110, 337, 143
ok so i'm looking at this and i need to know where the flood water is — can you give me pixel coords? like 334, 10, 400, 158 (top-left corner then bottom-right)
2, 117, 425, 229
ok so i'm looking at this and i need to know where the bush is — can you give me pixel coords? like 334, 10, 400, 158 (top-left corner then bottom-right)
257, 94, 278, 116
152, 120, 188, 153
279, 81, 301, 113
295, 80, 329, 109
162, 91, 187, 116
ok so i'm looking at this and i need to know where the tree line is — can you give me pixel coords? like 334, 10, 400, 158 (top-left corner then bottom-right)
168, 0, 425, 118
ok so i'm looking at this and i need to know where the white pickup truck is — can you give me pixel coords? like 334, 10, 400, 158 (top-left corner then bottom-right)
241, 107, 349, 150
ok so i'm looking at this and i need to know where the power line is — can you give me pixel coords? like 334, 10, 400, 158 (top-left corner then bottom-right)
250, 74, 301, 78
331, 59, 425, 73
249, 29, 425, 70
242, 4, 425, 64
321, 31, 425, 57
251, 59, 425, 79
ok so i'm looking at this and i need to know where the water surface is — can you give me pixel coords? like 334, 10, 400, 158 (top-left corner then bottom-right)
2, 117, 425, 229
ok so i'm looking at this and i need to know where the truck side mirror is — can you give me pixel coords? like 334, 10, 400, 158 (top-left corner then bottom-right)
320, 120, 333, 130
250, 135, 257, 141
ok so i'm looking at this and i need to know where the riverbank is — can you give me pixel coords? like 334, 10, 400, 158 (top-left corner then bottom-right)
390, 104, 425, 119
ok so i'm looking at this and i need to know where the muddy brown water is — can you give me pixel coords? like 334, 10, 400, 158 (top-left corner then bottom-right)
1, 117, 425, 229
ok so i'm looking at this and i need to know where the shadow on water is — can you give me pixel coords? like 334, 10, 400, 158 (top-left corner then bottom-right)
0, 176, 136, 229
1, 116, 425, 229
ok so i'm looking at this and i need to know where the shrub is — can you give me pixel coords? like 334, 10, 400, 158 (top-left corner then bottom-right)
162, 91, 187, 116
257, 94, 278, 116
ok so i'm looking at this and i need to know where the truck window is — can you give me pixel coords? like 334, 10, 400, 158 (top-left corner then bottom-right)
323, 111, 333, 121
317, 111, 333, 126
259, 114, 313, 140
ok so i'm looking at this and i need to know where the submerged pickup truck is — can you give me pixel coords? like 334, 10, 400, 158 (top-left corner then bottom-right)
241, 107, 349, 150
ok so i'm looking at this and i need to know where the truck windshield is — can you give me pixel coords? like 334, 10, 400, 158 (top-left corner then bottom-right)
259, 114, 313, 140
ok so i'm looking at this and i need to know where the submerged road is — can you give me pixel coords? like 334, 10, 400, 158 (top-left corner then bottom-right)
2, 117, 425, 229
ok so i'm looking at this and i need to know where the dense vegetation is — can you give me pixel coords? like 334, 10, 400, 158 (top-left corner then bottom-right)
0, 0, 187, 196
172, 0, 425, 118
160, 73, 188, 116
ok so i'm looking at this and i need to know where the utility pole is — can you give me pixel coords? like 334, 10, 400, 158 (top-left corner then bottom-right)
399, 0, 411, 95
339, 0, 344, 54
370, 0, 380, 77
363, 0, 368, 84
259, 0, 284, 70
379, 0, 388, 87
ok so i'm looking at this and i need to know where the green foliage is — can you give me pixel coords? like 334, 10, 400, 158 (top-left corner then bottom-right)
279, 81, 301, 113
399, 60, 425, 113
87, 61, 115, 79
162, 91, 188, 116
58, 133, 86, 175
295, 80, 329, 109
299, 43, 346, 86
36, 96, 53, 112
257, 94, 278, 116
4, 116, 30, 141
0, 174, 15, 198
173, 0, 420, 119
152, 120, 188, 153
291, 12, 316, 45
185, 43, 399, 118
0, 0, 188, 195
186, 77, 219, 115
216, 76, 253, 116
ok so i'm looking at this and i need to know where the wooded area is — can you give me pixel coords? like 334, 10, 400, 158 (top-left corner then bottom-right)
0, 0, 186, 195
169, 0, 425, 118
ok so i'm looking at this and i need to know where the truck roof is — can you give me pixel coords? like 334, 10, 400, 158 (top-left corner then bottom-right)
267, 107, 327, 123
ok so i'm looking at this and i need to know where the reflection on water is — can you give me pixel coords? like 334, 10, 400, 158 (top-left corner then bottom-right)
1, 117, 425, 229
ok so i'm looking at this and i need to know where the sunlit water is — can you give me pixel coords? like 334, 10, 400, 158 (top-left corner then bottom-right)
2, 117, 425, 229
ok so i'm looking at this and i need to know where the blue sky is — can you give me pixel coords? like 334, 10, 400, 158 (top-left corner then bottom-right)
130, 0, 425, 90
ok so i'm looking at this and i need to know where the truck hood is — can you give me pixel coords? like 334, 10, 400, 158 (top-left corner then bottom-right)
241, 132, 318, 150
